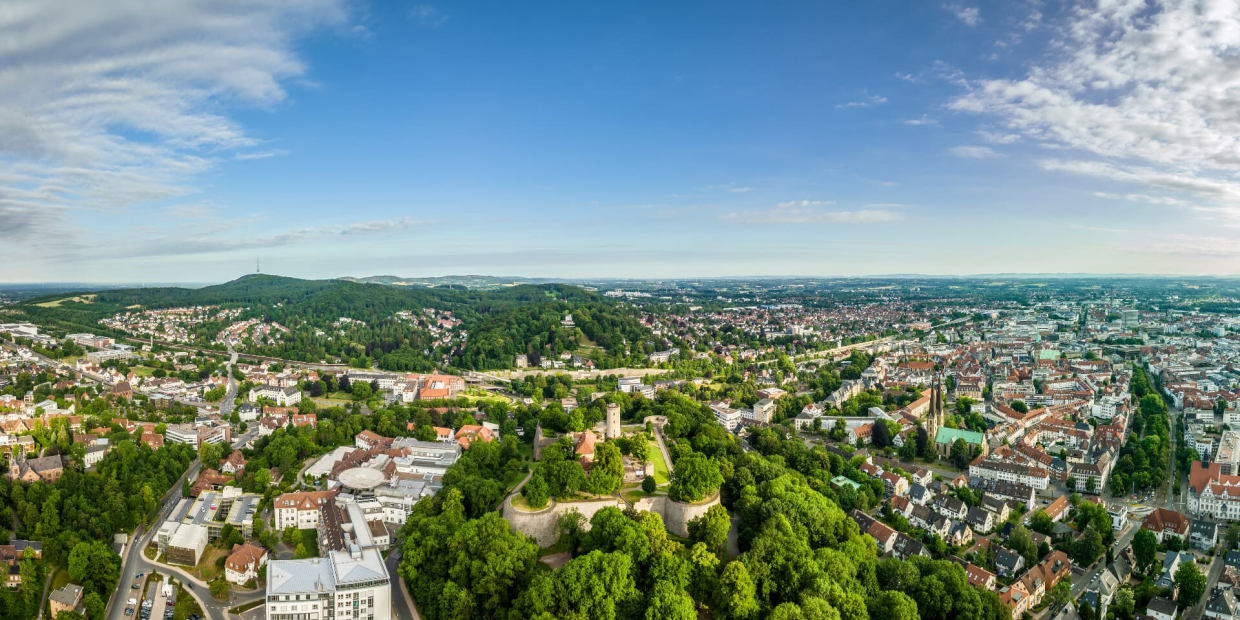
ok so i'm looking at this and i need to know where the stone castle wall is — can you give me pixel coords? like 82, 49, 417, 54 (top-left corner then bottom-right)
503, 492, 721, 546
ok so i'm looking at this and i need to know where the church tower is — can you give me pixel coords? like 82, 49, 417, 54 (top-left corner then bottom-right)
926, 377, 943, 444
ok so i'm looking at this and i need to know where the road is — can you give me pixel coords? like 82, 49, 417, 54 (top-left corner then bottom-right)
384, 545, 422, 620
108, 427, 260, 620
1187, 551, 1225, 620
1071, 523, 1139, 598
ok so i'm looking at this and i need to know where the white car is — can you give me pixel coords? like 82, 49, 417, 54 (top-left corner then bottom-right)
127, 598, 137, 606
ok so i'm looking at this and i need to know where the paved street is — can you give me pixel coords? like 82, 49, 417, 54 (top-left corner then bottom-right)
384, 544, 421, 620
108, 422, 260, 620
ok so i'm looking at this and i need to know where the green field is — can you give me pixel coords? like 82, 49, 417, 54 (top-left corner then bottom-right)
651, 448, 671, 485
299, 529, 319, 557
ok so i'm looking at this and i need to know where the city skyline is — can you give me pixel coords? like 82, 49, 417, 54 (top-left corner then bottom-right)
6, 0, 1240, 282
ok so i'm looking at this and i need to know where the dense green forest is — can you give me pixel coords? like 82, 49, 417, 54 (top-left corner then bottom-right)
398, 389, 1008, 620
13, 275, 667, 371
0, 436, 195, 620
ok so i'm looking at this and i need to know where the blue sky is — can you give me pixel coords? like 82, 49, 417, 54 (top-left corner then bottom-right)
5, 0, 1240, 282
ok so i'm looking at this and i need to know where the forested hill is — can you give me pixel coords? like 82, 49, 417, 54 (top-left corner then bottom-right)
12, 275, 668, 371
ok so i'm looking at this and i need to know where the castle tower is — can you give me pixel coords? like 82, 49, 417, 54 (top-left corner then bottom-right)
605, 403, 621, 440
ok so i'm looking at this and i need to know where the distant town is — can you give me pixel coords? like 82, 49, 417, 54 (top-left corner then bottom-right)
3, 275, 1240, 620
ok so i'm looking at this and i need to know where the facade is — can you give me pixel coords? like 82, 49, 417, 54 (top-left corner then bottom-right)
968, 457, 1050, 490
167, 524, 208, 566
225, 543, 268, 585
606, 403, 621, 439
1188, 461, 1240, 520
274, 490, 338, 530
49, 584, 83, 618
935, 427, 988, 458
1143, 508, 1191, 543
250, 385, 302, 407
266, 548, 391, 620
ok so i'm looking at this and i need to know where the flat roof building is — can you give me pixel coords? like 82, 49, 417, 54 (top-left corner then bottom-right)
267, 547, 391, 620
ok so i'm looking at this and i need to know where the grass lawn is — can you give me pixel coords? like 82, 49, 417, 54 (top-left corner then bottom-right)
229, 601, 264, 614
299, 529, 319, 557
321, 392, 357, 403
144, 544, 158, 561
459, 392, 512, 406
621, 488, 663, 504
34, 294, 96, 308
502, 468, 528, 495
538, 540, 571, 557
49, 568, 71, 593
651, 449, 671, 485
187, 546, 229, 582
510, 494, 546, 512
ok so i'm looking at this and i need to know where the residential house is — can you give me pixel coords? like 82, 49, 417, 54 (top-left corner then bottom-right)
1206, 587, 1238, 620
967, 506, 995, 533
1192, 520, 1220, 552
995, 546, 1026, 577
224, 543, 267, 585
1143, 508, 1192, 543
1147, 596, 1177, 620
49, 584, 83, 618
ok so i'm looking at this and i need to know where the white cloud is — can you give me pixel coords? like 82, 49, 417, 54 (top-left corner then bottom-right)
894, 72, 917, 83
722, 200, 903, 225
106, 217, 435, 259
976, 130, 1020, 144
945, 4, 982, 26
836, 95, 888, 110
1069, 224, 1130, 234
410, 5, 450, 29
1125, 233, 1240, 258
950, 0, 1240, 221
0, 0, 348, 245
903, 115, 938, 126
950, 145, 1000, 159
727, 187, 754, 193
1091, 191, 1188, 206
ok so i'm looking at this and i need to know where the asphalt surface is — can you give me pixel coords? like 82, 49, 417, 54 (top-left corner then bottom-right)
384, 544, 422, 620
107, 420, 259, 620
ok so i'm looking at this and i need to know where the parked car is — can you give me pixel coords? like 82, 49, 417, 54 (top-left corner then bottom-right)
125, 610, 133, 617
131, 584, 139, 589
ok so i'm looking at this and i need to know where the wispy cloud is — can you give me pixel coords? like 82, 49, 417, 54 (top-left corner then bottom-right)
950, 0, 1240, 222
722, 200, 903, 225
104, 217, 436, 259
410, 5, 450, 28
1070, 224, 1130, 234
1091, 192, 1189, 206
944, 4, 981, 26
836, 95, 888, 110
903, 115, 938, 127
0, 0, 349, 248
975, 130, 1019, 144
950, 145, 1000, 159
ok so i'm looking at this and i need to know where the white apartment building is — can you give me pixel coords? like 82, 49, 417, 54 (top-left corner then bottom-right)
266, 548, 391, 620
968, 459, 1050, 491
273, 491, 337, 531
1092, 396, 1122, 421
747, 399, 776, 424
165, 424, 200, 447
709, 403, 743, 433
249, 385, 302, 407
